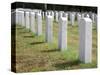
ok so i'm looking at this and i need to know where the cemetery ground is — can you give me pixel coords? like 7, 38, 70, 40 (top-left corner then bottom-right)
15, 19, 97, 72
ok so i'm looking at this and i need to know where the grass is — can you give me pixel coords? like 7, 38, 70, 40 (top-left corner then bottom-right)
14, 19, 97, 72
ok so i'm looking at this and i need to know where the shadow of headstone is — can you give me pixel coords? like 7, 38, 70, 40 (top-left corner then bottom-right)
54, 60, 80, 69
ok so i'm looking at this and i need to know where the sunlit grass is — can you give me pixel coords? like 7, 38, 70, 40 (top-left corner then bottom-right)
14, 19, 97, 72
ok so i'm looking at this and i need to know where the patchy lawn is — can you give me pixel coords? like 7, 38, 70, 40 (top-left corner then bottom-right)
14, 19, 97, 72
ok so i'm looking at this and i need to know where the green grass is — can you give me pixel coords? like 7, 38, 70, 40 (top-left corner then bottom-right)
14, 19, 97, 72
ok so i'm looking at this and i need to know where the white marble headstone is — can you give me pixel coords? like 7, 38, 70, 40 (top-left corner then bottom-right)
79, 17, 92, 63
77, 14, 81, 26
36, 12, 42, 36
59, 11, 64, 20
42, 11, 44, 19
58, 14, 67, 51
91, 13, 95, 23
70, 12, 75, 26
94, 14, 97, 26
30, 11, 35, 33
25, 11, 30, 29
55, 11, 59, 22
45, 15, 53, 43
21, 11, 25, 27
81, 13, 85, 18
18, 11, 23, 26
15, 10, 19, 25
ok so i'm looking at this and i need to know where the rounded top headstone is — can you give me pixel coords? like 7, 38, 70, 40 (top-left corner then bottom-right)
81, 17, 92, 23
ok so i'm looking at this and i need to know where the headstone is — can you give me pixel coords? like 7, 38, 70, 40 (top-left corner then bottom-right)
91, 13, 95, 23
70, 12, 75, 26
51, 11, 54, 20
58, 14, 67, 51
59, 11, 64, 20
18, 11, 22, 26
84, 12, 88, 17
30, 11, 35, 33
36, 12, 42, 36
45, 12, 48, 17
25, 11, 30, 29
77, 14, 81, 26
45, 15, 53, 43
79, 17, 92, 63
42, 11, 44, 19
81, 13, 85, 18
94, 14, 97, 26
64, 13, 68, 18
47, 11, 51, 15
55, 11, 59, 22
12, 9, 24, 26
17, 8, 25, 26
21, 11, 25, 27
15, 10, 19, 25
